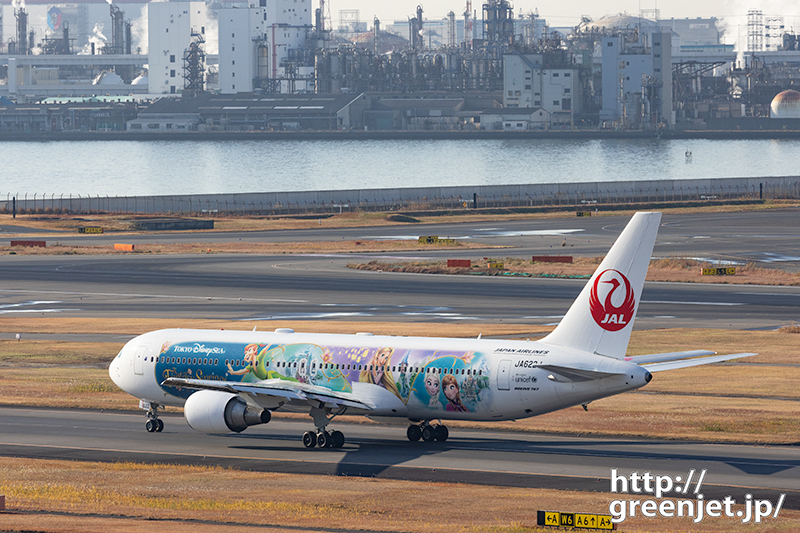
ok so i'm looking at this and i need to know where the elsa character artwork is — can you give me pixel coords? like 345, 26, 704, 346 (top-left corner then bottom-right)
442, 374, 469, 412
424, 373, 443, 410
359, 347, 400, 399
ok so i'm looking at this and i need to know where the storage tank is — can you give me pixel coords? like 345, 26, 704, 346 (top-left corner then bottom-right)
770, 90, 800, 118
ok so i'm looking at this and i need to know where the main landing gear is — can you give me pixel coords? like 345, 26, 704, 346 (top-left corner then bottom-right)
407, 421, 448, 442
302, 429, 345, 449
143, 401, 164, 433
302, 405, 346, 448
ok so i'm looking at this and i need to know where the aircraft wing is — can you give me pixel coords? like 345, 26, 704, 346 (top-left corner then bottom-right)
162, 377, 374, 410
625, 350, 716, 364
641, 353, 756, 372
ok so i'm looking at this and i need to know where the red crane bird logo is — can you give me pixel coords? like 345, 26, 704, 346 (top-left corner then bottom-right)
589, 269, 636, 332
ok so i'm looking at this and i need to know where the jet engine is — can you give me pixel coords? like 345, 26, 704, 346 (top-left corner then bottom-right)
183, 390, 271, 433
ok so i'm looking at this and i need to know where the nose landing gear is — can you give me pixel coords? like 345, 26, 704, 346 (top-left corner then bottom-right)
407, 421, 448, 442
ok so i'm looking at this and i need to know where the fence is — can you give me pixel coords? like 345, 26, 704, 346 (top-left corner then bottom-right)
2, 176, 800, 215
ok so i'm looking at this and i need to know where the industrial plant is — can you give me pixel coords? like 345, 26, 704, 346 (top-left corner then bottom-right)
0, 1, 799, 132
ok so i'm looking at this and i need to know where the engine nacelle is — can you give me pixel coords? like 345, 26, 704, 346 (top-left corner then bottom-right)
183, 390, 271, 433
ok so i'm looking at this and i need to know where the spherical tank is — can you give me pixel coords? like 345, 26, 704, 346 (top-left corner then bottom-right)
770, 90, 800, 118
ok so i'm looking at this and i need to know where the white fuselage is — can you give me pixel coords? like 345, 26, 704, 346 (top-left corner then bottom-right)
110, 328, 651, 422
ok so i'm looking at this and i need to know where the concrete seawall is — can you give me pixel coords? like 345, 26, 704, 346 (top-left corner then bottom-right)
3, 176, 799, 215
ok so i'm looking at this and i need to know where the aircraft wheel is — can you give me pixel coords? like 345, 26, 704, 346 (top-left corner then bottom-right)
317, 431, 331, 448
421, 425, 436, 442
331, 430, 345, 448
302, 431, 317, 448
407, 424, 422, 442
145, 419, 156, 433
435, 424, 449, 442
155, 419, 164, 433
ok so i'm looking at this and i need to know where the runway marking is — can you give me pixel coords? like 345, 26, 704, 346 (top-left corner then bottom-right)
242, 312, 370, 320
0, 300, 79, 314
641, 300, 744, 306
736, 292, 800, 296
0, 289, 307, 304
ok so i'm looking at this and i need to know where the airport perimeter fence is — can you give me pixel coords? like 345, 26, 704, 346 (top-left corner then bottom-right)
2, 176, 800, 216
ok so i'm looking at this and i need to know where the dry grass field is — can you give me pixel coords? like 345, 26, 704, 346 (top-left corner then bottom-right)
0, 238, 503, 256
1, 200, 798, 236
0, 457, 798, 533
351, 256, 800, 286
1, 205, 798, 531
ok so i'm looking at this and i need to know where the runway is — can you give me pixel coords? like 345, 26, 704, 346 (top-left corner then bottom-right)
0, 210, 798, 330
0, 252, 796, 329
1, 210, 799, 508
2, 406, 799, 509
3, 210, 800, 270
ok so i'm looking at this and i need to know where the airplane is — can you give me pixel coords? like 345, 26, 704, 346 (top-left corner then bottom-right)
109, 212, 754, 448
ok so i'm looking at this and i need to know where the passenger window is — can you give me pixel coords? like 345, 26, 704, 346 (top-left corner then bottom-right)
203, 358, 208, 365
392, 366, 396, 372
214, 359, 218, 365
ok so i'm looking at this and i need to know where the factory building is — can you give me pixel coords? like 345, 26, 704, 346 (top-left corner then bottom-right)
502, 53, 583, 122
217, 1, 313, 94
147, 1, 207, 95
125, 92, 368, 131
600, 32, 673, 128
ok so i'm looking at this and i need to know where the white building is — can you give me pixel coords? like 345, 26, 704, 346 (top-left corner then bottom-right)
600, 33, 673, 127
481, 107, 548, 130
148, 1, 207, 95
503, 54, 582, 119
218, 0, 312, 94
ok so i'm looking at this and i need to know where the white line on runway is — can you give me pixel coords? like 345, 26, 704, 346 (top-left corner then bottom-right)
0, 289, 307, 304
641, 300, 744, 306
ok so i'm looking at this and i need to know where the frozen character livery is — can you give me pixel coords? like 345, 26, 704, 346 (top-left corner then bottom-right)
442, 374, 469, 412
359, 347, 401, 399
424, 373, 443, 410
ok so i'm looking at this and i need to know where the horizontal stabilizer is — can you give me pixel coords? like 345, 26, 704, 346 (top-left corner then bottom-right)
539, 364, 625, 383
626, 350, 716, 365
162, 377, 373, 410
642, 353, 756, 372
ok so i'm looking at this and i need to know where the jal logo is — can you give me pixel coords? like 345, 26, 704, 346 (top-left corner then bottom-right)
589, 269, 635, 332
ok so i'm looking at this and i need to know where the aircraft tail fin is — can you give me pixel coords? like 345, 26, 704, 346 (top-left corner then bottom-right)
541, 212, 661, 359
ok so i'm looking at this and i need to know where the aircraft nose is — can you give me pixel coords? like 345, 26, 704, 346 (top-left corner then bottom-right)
109, 353, 123, 388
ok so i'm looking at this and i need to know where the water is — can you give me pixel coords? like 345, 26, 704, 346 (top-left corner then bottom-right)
1, 138, 798, 197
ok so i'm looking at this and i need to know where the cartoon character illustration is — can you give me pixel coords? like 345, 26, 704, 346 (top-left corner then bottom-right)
359, 347, 400, 398
442, 374, 469, 412
227, 343, 262, 376
424, 373, 443, 410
